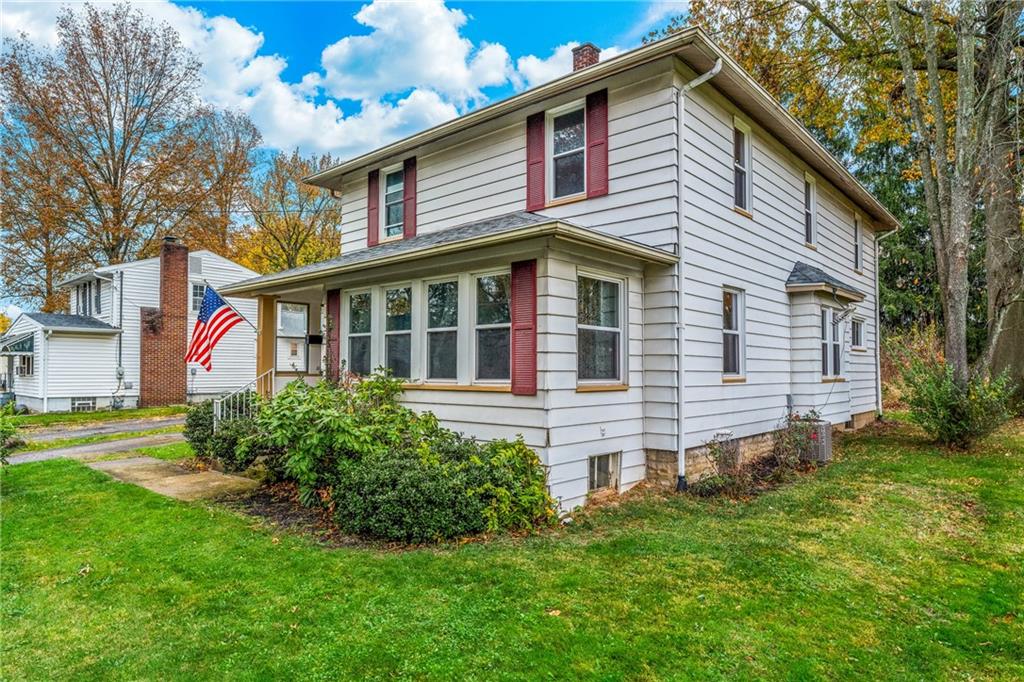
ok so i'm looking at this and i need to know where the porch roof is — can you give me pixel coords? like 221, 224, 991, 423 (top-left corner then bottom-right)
220, 212, 678, 297
0, 332, 33, 355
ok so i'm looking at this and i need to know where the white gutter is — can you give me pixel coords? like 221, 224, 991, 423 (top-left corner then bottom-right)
675, 57, 722, 491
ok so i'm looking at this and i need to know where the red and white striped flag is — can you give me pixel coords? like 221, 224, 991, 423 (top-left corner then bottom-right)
185, 286, 244, 371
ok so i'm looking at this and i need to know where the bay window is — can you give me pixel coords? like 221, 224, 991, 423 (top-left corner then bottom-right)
276, 302, 308, 372
384, 286, 412, 379
821, 308, 843, 378
475, 273, 511, 381
427, 280, 458, 380
577, 275, 622, 382
548, 104, 586, 199
348, 292, 372, 375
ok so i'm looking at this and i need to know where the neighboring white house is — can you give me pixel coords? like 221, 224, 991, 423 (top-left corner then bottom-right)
0, 241, 258, 412
220, 29, 900, 510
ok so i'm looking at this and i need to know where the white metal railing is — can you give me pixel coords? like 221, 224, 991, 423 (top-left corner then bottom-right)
213, 369, 275, 431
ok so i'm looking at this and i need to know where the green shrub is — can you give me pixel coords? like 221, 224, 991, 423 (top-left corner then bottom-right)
688, 432, 751, 497
253, 372, 557, 541
901, 357, 1015, 449
0, 403, 17, 466
183, 400, 214, 455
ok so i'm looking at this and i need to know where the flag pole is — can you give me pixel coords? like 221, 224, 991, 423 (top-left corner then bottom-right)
204, 279, 258, 331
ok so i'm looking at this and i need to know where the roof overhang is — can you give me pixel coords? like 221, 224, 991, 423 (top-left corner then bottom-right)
220, 220, 677, 297
57, 271, 113, 288
785, 283, 866, 303
41, 326, 121, 335
0, 332, 34, 355
304, 26, 899, 234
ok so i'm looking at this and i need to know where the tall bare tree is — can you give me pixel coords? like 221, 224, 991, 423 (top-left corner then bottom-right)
2, 3, 211, 266
234, 150, 342, 273
885, 0, 1022, 384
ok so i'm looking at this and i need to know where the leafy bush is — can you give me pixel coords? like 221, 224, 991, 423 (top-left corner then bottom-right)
252, 372, 557, 541
900, 356, 1015, 449
0, 403, 17, 466
183, 400, 214, 455
771, 411, 818, 475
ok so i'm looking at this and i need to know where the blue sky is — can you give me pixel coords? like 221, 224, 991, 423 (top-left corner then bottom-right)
4, 1, 688, 157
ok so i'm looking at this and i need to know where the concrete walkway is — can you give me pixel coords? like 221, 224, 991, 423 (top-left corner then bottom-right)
88, 456, 259, 501
21, 415, 186, 443
7, 432, 185, 465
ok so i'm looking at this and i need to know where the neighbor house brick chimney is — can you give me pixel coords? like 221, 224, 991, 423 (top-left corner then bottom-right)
572, 43, 600, 71
139, 236, 188, 407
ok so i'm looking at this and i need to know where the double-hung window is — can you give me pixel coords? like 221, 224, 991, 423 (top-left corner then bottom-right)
348, 292, 372, 375
192, 282, 205, 311
722, 288, 745, 376
384, 286, 412, 379
577, 275, 622, 382
382, 166, 404, 240
733, 119, 752, 212
475, 273, 511, 381
821, 308, 843, 378
852, 318, 865, 349
549, 104, 586, 199
426, 280, 458, 380
17, 355, 33, 377
853, 215, 863, 271
804, 173, 817, 245
276, 302, 308, 372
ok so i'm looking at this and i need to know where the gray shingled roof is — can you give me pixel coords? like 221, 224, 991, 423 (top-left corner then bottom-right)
24, 313, 119, 331
226, 211, 560, 290
787, 262, 864, 297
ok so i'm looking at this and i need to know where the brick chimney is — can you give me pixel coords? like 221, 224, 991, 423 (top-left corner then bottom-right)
139, 236, 188, 406
572, 43, 600, 71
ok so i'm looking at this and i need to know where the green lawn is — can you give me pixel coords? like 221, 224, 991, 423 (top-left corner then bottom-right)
2, 420, 1022, 680
13, 405, 187, 429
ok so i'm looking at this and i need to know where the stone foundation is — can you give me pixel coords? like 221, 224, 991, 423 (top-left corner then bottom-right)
849, 409, 877, 430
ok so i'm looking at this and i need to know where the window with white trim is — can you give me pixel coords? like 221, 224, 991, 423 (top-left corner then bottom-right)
426, 280, 458, 380
474, 272, 511, 381
722, 288, 745, 376
348, 292, 372, 375
852, 318, 865, 349
191, 283, 206, 312
548, 102, 586, 200
733, 119, 752, 211
588, 452, 620, 492
384, 286, 412, 379
94, 281, 102, 314
276, 302, 308, 372
821, 308, 843, 378
17, 355, 34, 377
854, 215, 863, 270
577, 275, 622, 382
381, 166, 404, 240
804, 173, 817, 244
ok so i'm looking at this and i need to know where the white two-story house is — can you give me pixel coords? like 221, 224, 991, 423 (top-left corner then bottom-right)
1, 239, 258, 412
221, 28, 899, 510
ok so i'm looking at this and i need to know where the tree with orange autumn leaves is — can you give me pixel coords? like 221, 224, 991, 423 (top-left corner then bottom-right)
1, 3, 340, 312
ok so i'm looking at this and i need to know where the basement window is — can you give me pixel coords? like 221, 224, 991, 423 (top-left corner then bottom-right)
588, 452, 620, 492
71, 397, 96, 413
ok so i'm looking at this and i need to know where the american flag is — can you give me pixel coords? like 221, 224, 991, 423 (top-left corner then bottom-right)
186, 286, 244, 371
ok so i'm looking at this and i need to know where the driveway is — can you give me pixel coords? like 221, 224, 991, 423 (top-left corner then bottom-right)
20, 416, 186, 442
7, 432, 185, 465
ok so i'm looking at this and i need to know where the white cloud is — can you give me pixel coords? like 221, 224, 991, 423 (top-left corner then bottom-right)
618, 1, 689, 45
0, 0, 624, 158
515, 42, 625, 90
3, 304, 23, 320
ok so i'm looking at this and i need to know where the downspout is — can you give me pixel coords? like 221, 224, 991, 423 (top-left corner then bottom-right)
675, 57, 722, 492
42, 330, 51, 413
874, 227, 898, 418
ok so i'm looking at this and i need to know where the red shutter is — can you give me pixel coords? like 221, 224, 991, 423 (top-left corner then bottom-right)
366, 170, 380, 247
510, 259, 537, 395
402, 157, 417, 239
526, 113, 546, 211
326, 289, 341, 382
586, 89, 609, 198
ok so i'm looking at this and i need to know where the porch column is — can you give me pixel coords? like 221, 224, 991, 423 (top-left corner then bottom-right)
256, 294, 277, 397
